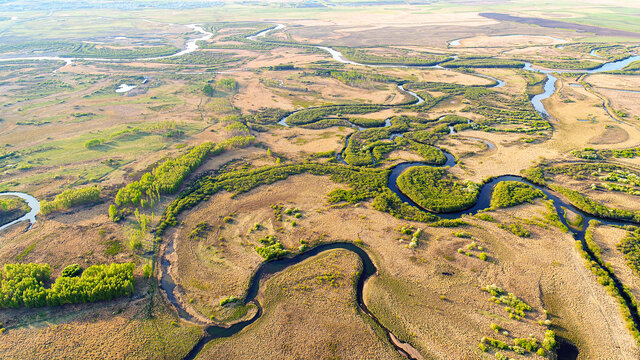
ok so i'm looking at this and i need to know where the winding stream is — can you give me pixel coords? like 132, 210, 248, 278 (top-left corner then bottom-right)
0, 23, 214, 67
0, 192, 40, 232
523, 55, 640, 119
0, 19, 630, 359
181, 242, 422, 360
167, 24, 639, 360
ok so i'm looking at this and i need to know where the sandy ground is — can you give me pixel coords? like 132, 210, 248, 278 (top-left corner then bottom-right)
545, 78, 640, 152
233, 69, 409, 111
0, 202, 137, 272
445, 130, 558, 182
455, 34, 567, 48
587, 74, 640, 92
593, 87, 640, 128
256, 126, 351, 160
284, 11, 496, 30
0, 293, 201, 360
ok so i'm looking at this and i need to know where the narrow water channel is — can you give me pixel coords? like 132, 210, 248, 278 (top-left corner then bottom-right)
169, 24, 640, 360
0, 192, 40, 232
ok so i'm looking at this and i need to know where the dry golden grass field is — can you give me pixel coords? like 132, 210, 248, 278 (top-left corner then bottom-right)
2, 1, 640, 359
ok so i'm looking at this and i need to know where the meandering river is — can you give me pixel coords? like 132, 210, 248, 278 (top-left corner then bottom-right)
0, 24, 620, 359
0, 23, 214, 67
163, 24, 640, 360
0, 192, 40, 232
523, 55, 640, 119
0, 21, 631, 359
161, 23, 640, 360
0, 19, 629, 359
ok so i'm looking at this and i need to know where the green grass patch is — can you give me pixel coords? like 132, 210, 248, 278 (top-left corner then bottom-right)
397, 166, 479, 213
490, 181, 544, 208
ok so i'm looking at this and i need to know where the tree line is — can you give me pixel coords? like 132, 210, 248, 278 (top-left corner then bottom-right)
0, 262, 135, 309
41, 186, 101, 215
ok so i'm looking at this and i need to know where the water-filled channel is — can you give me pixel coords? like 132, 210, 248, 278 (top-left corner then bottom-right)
0, 192, 40, 232
171, 24, 640, 360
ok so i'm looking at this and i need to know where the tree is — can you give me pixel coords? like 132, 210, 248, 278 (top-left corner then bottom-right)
108, 205, 119, 222
203, 83, 213, 96
216, 78, 238, 92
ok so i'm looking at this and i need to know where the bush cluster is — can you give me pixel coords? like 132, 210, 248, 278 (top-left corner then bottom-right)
155, 161, 441, 236
618, 228, 640, 276
115, 142, 219, 208
397, 166, 479, 213
490, 181, 544, 208
482, 284, 532, 318
499, 222, 531, 238
255, 235, 289, 260
550, 184, 640, 222
334, 46, 451, 66
41, 186, 101, 215
0, 263, 134, 308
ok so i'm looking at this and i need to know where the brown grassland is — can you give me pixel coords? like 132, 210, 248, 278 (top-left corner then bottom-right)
2, 2, 640, 359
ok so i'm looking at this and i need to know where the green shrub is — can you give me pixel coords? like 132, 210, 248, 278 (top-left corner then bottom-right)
189, 222, 211, 240
255, 235, 289, 260
490, 181, 544, 208
500, 223, 531, 238
216, 78, 238, 92
203, 83, 213, 96
61, 264, 82, 277
482, 284, 532, 317
142, 263, 152, 279
474, 213, 495, 222
115, 142, 218, 208
108, 204, 119, 222
220, 295, 239, 306
84, 138, 102, 149
521, 167, 546, 185
397, 166, 479, 213
41, 186, 101, 215
454, 231, 472, 238
542, 330, 556, 351
481, 336, 510, 350
0, 263, 134, 308
514, 337, 539, 352
571, 147, 600, 160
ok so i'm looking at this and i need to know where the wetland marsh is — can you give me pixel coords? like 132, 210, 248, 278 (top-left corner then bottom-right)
2, 1, 640, 359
